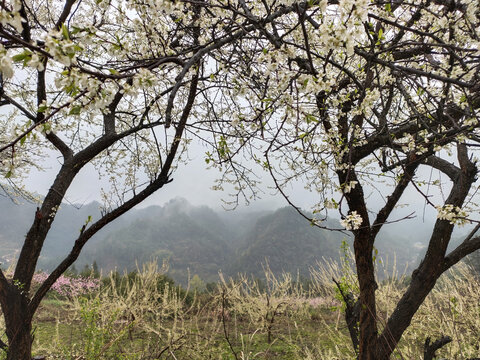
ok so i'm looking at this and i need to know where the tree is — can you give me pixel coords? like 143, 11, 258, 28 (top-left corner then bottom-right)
0, 0, 297, 357
190, 274, 207, 293
0, 0, 478, 358
202, 1, 480, 359
196, 0, 480, 358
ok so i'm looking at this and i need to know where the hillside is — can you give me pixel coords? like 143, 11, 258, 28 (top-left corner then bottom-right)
84, 199, 235, 284
0, 195, 103, 268
227, 207, 345, 278
0, 195, 454, 284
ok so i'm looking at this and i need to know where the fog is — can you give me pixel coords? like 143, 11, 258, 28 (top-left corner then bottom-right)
23, 137, 469, 240
24, 140, 289, 211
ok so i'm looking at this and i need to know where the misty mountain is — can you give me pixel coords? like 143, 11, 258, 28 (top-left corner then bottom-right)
0, 195, 103, 268
1, 194, 463, 285
82, 198, 236, 284
80, 202, 351, 283
227, 207, 345, 278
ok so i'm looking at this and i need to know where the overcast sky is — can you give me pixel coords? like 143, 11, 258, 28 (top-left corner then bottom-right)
24, 140, 294, 211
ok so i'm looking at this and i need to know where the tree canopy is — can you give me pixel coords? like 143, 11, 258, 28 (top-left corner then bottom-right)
203, 1, 480, 358
0, 0, 479, 358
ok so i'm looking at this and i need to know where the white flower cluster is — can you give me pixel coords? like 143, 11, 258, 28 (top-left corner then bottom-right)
44, 28, 83, 67
340, 211, 363, 230
0, 0, 23, 32
0, 45, 13, 78
436, 204, 469, 226
132, 68, 158, 88
340, 180, 358, 194
464, 118, 478, 127
356, 88, 381, 118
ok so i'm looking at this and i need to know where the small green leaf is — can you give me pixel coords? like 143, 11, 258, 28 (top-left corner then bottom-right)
69, 106, 81, 115
61, 23, 70, 40
71, 26, 84, 35
5, 170, 12, 178
305, 114, 318, 124
12, 51, 32, 62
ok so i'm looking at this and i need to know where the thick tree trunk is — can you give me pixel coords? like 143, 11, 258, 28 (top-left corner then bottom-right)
14, 163, 78, 290
1, 284, 33, 360
5, 324, 32, 360
335, 167, 379, 360
354, 233, 378, 360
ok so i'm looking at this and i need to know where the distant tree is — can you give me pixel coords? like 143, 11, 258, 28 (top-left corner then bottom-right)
190, 274, 206, 293
65, 264, 77, 277
92, 260, 100, 279
80, 264, 91, 278
79, 261, 100, 278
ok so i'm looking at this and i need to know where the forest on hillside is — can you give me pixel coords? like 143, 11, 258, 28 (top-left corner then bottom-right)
2, 196, 469, 285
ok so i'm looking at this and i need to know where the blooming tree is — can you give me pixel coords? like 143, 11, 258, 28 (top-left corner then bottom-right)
0, 0, 302, 357
0, 0, 479, 358
200, 0, 480, 358
32, 272, 99, 298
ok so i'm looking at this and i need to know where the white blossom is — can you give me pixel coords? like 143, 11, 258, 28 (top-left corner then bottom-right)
436, 205, 469, 226
0, 50, 13, 78
340, 211, 363, 230
340, 181, 358, 194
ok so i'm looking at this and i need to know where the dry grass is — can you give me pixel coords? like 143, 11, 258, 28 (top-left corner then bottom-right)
1, 258, 479, 359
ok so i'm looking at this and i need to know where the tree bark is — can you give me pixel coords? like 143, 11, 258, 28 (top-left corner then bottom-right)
423, 336, 452, 360
337, 168, 378, 360
354, 231, 378, 360
333, 278, 360, 353
0, 283, 33, 360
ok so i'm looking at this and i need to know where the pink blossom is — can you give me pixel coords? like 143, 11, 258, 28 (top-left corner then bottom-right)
32, 272, 100, 298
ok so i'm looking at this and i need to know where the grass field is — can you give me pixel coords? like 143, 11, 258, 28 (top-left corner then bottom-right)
4, 260, 480, 359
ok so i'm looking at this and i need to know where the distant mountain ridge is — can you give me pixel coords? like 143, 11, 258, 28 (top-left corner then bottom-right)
228, 207, 344, 278
0, 195, 453, 284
